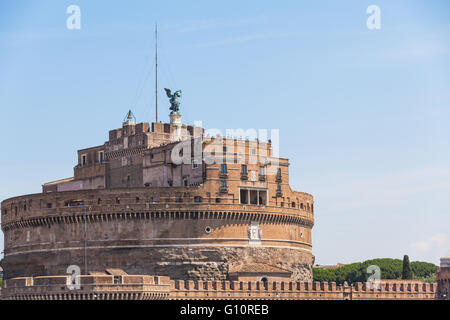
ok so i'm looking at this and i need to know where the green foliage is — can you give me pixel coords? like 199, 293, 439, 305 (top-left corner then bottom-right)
0, 278, 2, 288
313, 258, 437, 285
411, 261, 438, 279
402, 255, 413, 279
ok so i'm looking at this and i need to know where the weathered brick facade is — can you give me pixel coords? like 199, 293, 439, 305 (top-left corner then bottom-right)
0, 274, 437, 300
1, 115, 314, 284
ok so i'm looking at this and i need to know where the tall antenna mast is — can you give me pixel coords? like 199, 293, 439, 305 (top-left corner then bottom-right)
155, 22, 158, 123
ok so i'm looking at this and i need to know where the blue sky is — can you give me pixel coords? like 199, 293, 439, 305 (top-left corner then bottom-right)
0, 0, 449, 265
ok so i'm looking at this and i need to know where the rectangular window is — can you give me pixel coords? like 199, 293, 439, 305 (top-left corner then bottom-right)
260, 166, 265, 175
240, 188, 267, 206
259, 191, 267, 205
220, 164, 227, 173
241, 164, 247, 174
221, 180, 227, 188
99, 151, 104, 163
250, 190, 258, 205
240, 189, 248, 204
192, 161, 199, 169
81, 154, 87, 166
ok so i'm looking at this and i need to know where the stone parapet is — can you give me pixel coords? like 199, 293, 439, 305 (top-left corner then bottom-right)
0, 276, 437, 300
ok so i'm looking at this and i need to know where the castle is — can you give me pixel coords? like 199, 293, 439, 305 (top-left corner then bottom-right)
0, 107, 446, 300
1, 108, 314, 286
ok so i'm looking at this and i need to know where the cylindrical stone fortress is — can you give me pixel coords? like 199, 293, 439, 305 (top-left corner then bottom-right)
1, 116, 315, 282
1, 188, 314, 280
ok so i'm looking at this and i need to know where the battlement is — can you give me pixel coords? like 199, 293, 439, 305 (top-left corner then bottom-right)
169, 279, 436, 300
1, 275, 171, 300
0, 276, 437, 300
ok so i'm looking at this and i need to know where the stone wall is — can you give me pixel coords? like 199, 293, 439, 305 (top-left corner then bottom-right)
1, 275, 437, 300
1, 188, 314, 281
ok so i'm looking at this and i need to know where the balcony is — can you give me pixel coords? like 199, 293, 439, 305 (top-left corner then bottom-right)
219, 172, 228, 179
219, 186, 228, 194
259, 175, 266, 182
241, 173, 248, 181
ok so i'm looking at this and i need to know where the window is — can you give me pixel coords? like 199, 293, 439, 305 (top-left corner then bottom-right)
116, 197, 120, 204
292, 202, 296, 208
240, 189, 248, 204
276, 167, 282, 182
250, 190, 258, 205
192, 161, 199, 169
241, 164, 247, 174
136, 197, 140, 203
220, 180, 227, 189
240, 188, 267, 205
251, 148, 256, 155
184, 179, 188, 187
194, 196, 203, 203
259, 191, 267, 205
205, 226, 212, 233
223, 146, 227, 153
276, 184, 282, 195
81, 154, 87, 166
220, 164, 227, 173
47, 203, 52, 209
99, 151, 104, 163
259, 166, 265, 176
215, 198, 221, 203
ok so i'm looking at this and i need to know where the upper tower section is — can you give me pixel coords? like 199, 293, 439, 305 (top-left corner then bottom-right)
42, 110, 203, 192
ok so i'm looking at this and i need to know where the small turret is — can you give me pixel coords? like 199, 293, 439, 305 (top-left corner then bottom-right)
123, 110, 136, 126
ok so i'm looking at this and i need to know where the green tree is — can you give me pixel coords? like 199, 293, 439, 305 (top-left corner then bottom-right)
402, 255, 413, 279
411, 261, 438, 279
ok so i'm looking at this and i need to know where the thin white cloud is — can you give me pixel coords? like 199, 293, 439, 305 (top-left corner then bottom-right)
410, 233, 450, 258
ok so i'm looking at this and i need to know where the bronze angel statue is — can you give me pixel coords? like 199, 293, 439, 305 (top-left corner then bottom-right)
164, 88, 182, 114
